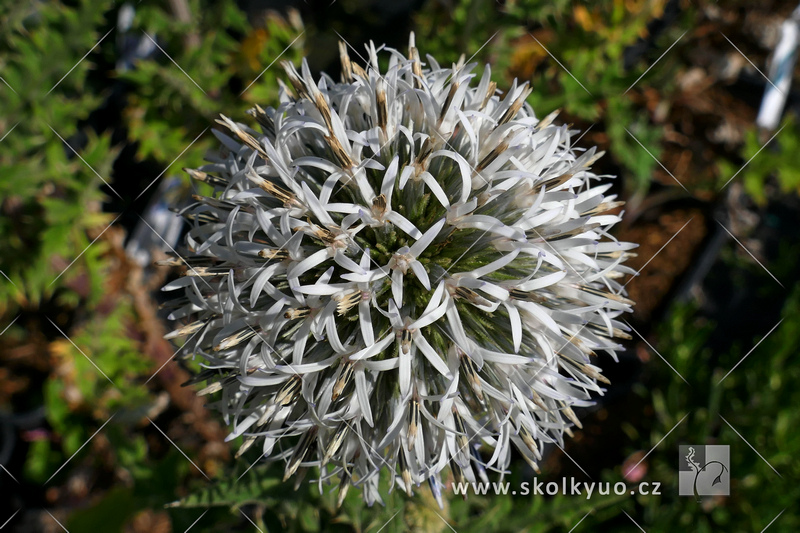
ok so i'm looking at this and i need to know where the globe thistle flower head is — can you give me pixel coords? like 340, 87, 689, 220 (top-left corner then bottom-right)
163, 34, 637, 506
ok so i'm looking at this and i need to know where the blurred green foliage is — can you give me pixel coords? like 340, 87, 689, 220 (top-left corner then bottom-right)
0, 0, 303, 308
0, 0, 302, 530
120, 3, 303, 164
718, 116, 800, 204
415, 0, 687, 202
624, 289, 800, 532
0, 0, 118, 306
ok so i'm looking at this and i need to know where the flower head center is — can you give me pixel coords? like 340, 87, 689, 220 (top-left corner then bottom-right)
389, 250, 414, 275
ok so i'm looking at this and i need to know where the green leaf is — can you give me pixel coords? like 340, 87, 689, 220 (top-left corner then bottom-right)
168, 466, 285, 509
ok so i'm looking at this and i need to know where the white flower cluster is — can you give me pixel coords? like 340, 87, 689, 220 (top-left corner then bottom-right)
162, 34, 636, 506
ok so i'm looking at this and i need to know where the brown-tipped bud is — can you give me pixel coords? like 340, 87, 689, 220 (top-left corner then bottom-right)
481, 81, 497, 110
215, 115, 268, 159
558, 353, 611, 385
332, 362, 355, 401
257, 248, 289, 261
535, 109, 560, 130
246, 104, 274, 134
520, 449, 541, 474
415, 137, 433, 169
284, 307, 311, 320
407, 399, 420, 450
351, 62, 368, 81
560, 403, 583, 429
437, 81, 459, 128
247, 172, 297, 206
516, 419, 540, 460
497, 85, 532, 126
581, 200, 626, 217
164, 320, 206, 340
450, 460, 467, 499
459, 353, 485, 405
476, 140, 509, 173
275, 376, 302, 407
339, 41, 353, 83
283, 427, 318, 481
214, 328, 257, 352
324, 134, 355, 170
530, 389, 548, 411
281, 60, 308, 99
452, 408, 469, 456
182, 266, 228, 278
399, 451, 413, 496
184, 167, 228, 187
576, 285, 635, 307
409, 47, 423, 89
376, 79, 388, 131
236, 435, 258, 458
197, 381, 224, 396
314, 91, 334, 134
322, 423, 348, 466
585, 321, 633, 340
337, 469, 351, 508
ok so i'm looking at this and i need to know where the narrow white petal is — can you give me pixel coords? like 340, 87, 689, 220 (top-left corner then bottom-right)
359, 300, 375, 346
517, 301, 561, 335
392, 268, 404, 307
411, 291, 449, 330
238, 374, 297, 387
505, 302, 522, 353
363, 359, 399, 372
474, 281, 509, 301
341, 268, 388, 283
410, 218, 446, 257
399, 345, 412, 398
467, 249, 520, 278
399, 165, 414, 190
275, 354, 339, 374
381, 155, 399, 199
288, 248, 330, 279
480, 349, 531, 365
359, 248, 371, 271
413, 333, 452, 378
410, 260, 430, 290
350, 332, 395, 361
325, 311, 347, 354
334, 250, 366, 274
430, 150, 472, 202
296, 283, 344, 296
419, 171, 451, 208
516, 270, 568, 291
420, 281, 445, 317
355, 370, 374, 427
300, 182, 334, 226
385, 211, 422, 239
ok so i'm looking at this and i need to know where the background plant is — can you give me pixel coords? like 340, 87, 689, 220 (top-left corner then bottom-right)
2, 0, 799, 531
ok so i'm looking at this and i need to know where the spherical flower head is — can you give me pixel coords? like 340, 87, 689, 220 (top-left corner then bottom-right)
162, 34, 637, 506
